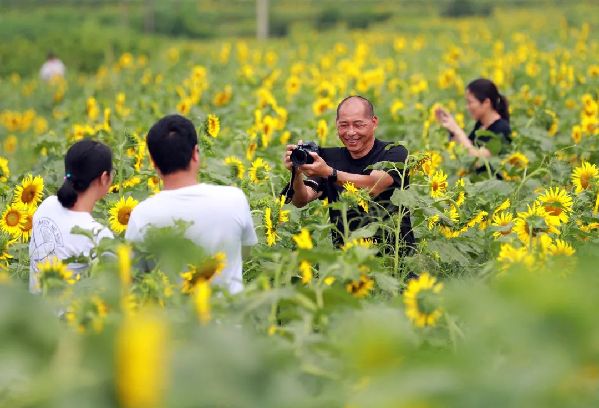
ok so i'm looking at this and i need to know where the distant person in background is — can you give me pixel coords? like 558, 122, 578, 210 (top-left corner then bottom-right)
435, 78, 511, 160
29, 140, 114, 293
40, 52, 66, 81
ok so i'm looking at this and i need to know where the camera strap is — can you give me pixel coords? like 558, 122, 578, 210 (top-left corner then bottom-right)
281, 166, 297, 204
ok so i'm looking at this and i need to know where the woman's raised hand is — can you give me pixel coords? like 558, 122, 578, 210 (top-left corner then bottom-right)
434, 107, 459, 133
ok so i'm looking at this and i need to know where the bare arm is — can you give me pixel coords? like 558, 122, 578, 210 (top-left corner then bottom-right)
299, 152, 394, 197
435, 107, 491, 159
335, 170, 394, 197
290, 172, 322, 207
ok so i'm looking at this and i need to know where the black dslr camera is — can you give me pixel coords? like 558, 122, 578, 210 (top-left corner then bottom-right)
290, 141, 320, 166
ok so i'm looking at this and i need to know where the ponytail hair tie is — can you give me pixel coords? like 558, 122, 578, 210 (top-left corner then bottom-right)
64, 173, 72, 181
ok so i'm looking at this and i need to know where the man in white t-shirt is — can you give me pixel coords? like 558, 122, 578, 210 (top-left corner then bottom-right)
125, 115, 258, 294
40, 53, 66, 81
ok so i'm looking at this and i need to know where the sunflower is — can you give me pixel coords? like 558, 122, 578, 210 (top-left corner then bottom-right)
115, 310, 167, 408
403, 272, 443, 328
285, 75, 301, 96
427, 214, 440, 230
578, 221, 599, 233
246, 141, 257, 161
546, 109, 559, 136
277, 195, 289, 223
102, 107, 112, 132
317, 119, 328, 145
263, 207, 278, 246
497, 243, 535, 271
440, 225, 461, 239
117, 244, 132, 286
248, 157, 271, 183
538, 234, 554, 255
421, 151, 442, 176
134, 142, 146, 172
213, 85, 233, 107
571, 125, 582, 144
429, 170, 448, 198
86, 97, 99, 121
581, 115, 598, 136
390, 99, 405, 120
0, 203, 27, 238
0, 232, 16, 262
312, 97, 334, 116
260, 116, 276, 145
536, 187, 573, 224
545, 238, 577, 275
493, 198, 511, 214
176, 97, 192, 116
194, 280, 211, 324
18, 204, 35, 242
4, 135, 17, 153
346, 273, 374, 298
279, 130, 291, 145
274, 107, 287, 130
0, 156, 9, 183
147, 176, 161, 194
13, 174, 44, 207
342, 182, 369, 213
293, 228, 313, 250
65, 295, 109, 333
37, 257, 79, 289
224, 156, 245, 180
342, 238, 374, 251
122, 176, 142, 189
299, 260, 313, 284
109, 196, 139, 234
513, 203, 560, 246
502, 152, 529, 169
546, 239, 575, 257
446, 205, 459, 223
571, 161, 599, 193
206, 114, 220, 138
491, 211, 514, 238
455, 191, 465, 207
467, 210, 488, 229
180, 252, 226, 294
90, 295, 108, 332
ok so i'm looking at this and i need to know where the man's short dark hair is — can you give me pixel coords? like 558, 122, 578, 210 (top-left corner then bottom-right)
336, 95, 375, 120
146, 114, 198, 175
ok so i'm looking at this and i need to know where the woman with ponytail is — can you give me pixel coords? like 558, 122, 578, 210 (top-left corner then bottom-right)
29, 139, 114, 293
435, 78, 511, 160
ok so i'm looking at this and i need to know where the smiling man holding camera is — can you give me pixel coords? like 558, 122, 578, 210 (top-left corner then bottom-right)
282, 95, 415, 253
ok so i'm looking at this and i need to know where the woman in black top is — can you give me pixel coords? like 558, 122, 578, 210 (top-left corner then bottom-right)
435, 78, 511, 159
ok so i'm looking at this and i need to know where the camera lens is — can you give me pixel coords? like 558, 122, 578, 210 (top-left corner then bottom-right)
290, 149, 307, 166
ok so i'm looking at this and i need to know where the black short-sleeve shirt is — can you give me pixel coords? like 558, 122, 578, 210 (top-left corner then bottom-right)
465, 118, 511, 176
306, 139, 415, 251
468, 118, 512, 146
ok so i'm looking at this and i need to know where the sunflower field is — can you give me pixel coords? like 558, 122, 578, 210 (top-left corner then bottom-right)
1, 2, 598, 407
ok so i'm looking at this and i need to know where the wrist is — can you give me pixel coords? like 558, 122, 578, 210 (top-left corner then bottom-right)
293, 172, 306, 185
449, 124, 460, 134
454, 132, 467, 142
327, 167, 338, 184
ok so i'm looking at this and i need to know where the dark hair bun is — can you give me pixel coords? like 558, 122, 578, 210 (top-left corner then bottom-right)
57, 139, 113, 208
